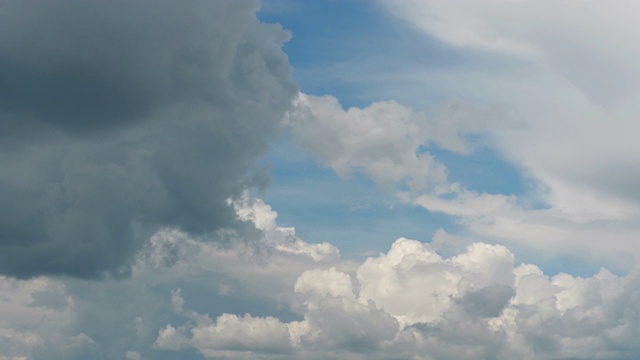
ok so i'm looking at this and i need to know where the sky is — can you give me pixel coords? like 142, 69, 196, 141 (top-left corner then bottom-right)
2, 0, 640, 359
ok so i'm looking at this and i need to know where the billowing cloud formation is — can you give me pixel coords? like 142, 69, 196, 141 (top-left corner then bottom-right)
0, 0, 296, 278
158, 241, 640, 359
151, 199, 640, 359
2, 194, 640, 359
0, 195, 340, 359
285, 93, 507, 192
286, 89, 640, 264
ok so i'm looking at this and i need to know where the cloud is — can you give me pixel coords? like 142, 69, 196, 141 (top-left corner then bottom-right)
295, 268, 355, 301
380, 0, 640, 106
231, 193, 340, 262
356, 238, 515, 326
2, 194, 640, 359
5, 1, 640, 358
146, 197, 640, 358
410, 184, 640, 265
155, 311, 293, 356
375, 0, 640, 244
0, 0, 297, 278
285, 93, 507, 193
0, 275, 99, 360
0, 193, 344, 359
149, 210, 640, 359
286, 84, 640, 263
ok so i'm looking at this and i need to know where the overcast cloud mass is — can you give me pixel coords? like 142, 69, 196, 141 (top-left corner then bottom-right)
0, 0, 296, 278
3, 0, 640, 359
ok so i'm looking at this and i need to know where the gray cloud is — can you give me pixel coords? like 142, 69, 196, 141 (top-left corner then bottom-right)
0, 0, 297, 278
457, 284, 515, 318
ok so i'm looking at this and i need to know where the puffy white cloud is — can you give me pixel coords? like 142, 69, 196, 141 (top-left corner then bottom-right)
3, 194, 640, 359
155, 312, 293, 357
357, 237, 514, 326
284, 88, 640, 265
192, 313, 292, 354
146, 219, 640, 359
294, 268, 355, 301
231, 193, 340, 262
298, 296, 399, 353
287, 86, 640, 263
141, 197, 640, 359
353, 237, 640, 359
285, 93, 508, 193
285, 93, 445, 192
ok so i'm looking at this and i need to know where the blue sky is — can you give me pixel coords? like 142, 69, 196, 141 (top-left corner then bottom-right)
3, 1, 640, 359
259, 0, 594, 276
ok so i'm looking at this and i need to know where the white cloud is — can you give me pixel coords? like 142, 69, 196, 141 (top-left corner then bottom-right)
411, 184, 640, 264
155, 312, 293, 357
283, 88, 640, 264
3, 193, 640, 359
357, 237, 514, 326
148, 214, 640, 359
285, 93, 507, 193
231, 192, 340, 262
285, 93, 445, 192
192, 313, 292, 354
294, 268, 355, 302
286, 87, 640, 264
298, 296, 399, 353
370, 0, 640, 259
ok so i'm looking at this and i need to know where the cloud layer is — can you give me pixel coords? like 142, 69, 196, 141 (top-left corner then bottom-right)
4, 195, 638, 359
147, 206, 640, 360
0, 0, 296, 278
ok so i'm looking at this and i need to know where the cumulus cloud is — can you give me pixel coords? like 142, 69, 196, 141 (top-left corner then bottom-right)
285, 93, 507, 192
357, 238, 515, 326
0, 193, 344, 359
231, 193, 340, 262
0, 0, 297, 278
155, 311, 293, 356
286, 82, 640, 263
294, 268, 355, 301
2, 194, 640, 359
144, 199, 640, 358
150, 216, 640, 359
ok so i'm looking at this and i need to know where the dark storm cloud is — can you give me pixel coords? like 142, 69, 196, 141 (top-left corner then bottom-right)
0, 0, 297, 278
